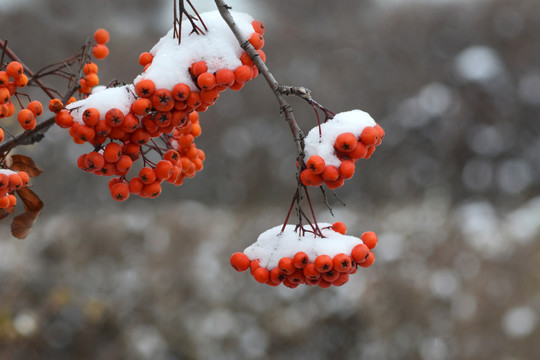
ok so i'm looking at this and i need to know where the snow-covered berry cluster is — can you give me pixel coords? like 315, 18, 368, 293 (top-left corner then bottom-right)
53, 11, 265, 201
231, 222, 377, 288
301, 110, 385, 189
0, 169, 29, 211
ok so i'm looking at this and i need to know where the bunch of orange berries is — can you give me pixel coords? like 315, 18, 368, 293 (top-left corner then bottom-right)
0, 169, 30, 212
52, 19, 266, 201
231, 222, 378, 288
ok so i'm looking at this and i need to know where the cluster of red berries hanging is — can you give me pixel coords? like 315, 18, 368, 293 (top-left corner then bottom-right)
301, 109, 385, 190
0, 169, 30, 212
51, 12, 266, 201
231, 222, 378, 288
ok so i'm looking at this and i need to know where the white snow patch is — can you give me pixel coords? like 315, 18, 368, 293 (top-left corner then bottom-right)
304, 109, 376, 167
244, 223, 363, 269
0, 169, 17, 176
66, 85, 136, 123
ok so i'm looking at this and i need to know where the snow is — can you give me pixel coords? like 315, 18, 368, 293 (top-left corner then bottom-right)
67, 10, 255, 121
0, 169, 17, 176
244, 223, 363, 269
304, 109, 376, 167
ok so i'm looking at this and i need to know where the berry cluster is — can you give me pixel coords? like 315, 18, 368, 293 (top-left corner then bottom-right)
0, 169, 29, 212
55, 14, 266, 202
0, 61, 44, 134
302, 110, 385, 190
231, 222, 378, 288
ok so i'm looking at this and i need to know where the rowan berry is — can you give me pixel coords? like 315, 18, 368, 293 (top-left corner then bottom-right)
101, 142, 121, 163
164, 149, 180, 165
257, 49, 267, 63
287, 269, 305, 284
14, 74, 28, 88
333, 253, 352, 272
303, 263, 320, 280
252, 20, 265, 35
83, 62, 98, 75
0, 195, 9, 209
332, 273, 349, 286
152, 89, 175, 112
293, 251, 309, 268
193, 158, 203, 171
200, 89, 219, 104
348, 141, 367, 159
361, 231, 378, 249
253, 267, 270, 283
141, 180, 162, 198
215, 69, 235, 87
359, 251, 375, 268
190, 61, 207, 77
331, 221, 347, 235
49, 98, 64, 113
17, 109, 35, 129
92, 44, 109, 59
0, 88, 9, 105
135, 79, 156, 98
105, 108, 125, 127
306, 155, 325, 174
6, 61, 23, 78
79, 78, 91, 94
230, 252, 250, 272
325, 177, 345, 190
318, 279, 332, 288
110, 182, 129, 201
138, 52, 153, 67
0, 72, 9, 86
155, 160, 173, 180
360, 126, 379, 146
95, 161, 116, 176
138, 167, 156, 184
339, 160, 355, 179
306, 277, 322, 286
77, 154, 90, 171
269, 267, 285, 284
127, 177, 143, 194
365, 146, 376, 159
53, 110, 72, 128
300, 169, 323, 187
321, 165, 340, 182
351, 243, 370, 264
166, 165, 182, 183
171, 83, 190, 101
334, 132, 358, 152
229, 81, 244, 91
26, 100, 43, 117
375, 123, 385, 145
130, 128, 150, 145
322, 269, 339, 282
84, 151, 105, 171
278, 257, 295, 275
186, 92, 202, 108
314, 255, 333, 273
7, 173, 22, 191
197, 72, 216, 91
249, 33, 265, 50
0, 128, 4, 142
85, 73, 99, 87
234, 65, 253, 83
94, 28, 110, 45
240, 51, 254, 67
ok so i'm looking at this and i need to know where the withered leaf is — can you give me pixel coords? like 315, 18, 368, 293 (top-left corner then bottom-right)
8, 155, 44, 177
11, 188, 44, 239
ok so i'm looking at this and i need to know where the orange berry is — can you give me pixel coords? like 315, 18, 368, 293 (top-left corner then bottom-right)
303, 263, 320, 280
152, 88, 174, 112
374, 123, 385, 145
333, 253, 352, 273
200, 89, 219, 104
252, 20, 265, 35
321, 269, 339, 282
7, 173, 22, 191
186, 92, 202, 108
131, 98, 152, 115
278, 257, 295, 275
332, 273, 349, 286
334, 132, 358, 152
84, 151, 105, 171
139, 52, 153, 67
360, 126, 379, 146
314, 255, 333, 273
229, 81, 244, 91
128, 177, 144, 194
94, 28, 110, 45
364, 146, 376, 159
321, 165, 339, 182
257, 49, 266, 63
83, 62, 98, 75
306, 155, 325, 174
234, 65, 253, 83
351, 244, 370, 264
6, 61, 23, 78
190, 61, 207, 77
197, 72, 216, 90
249, 33, 265, 50
269, 267, 285, 285
0, 71, 9, 86
135, 79, 156, 98
359, 251, 375, 268
293, 252, 309, 268
92, 44, 109, 59
155, 160, 173, 180
287, 269, 305, 285
110, 182, 129, 201
361, 231, 378, 249
240, 51, 254, 67
82, 108, 100, 126
0, 128, 4, 142
115, 155, 133, 174
300, 169, 323, 187
0, 88, 10, 105
230, 252, 250, 272
0, 195, 9, 209
85, 73, 99, 87
49, 98, 64, 113
253, 267, 270, 283
26, 100, 43, 117
105, 108, 125, 127
17, 109, 35, 128
339, 160, 355, 179
348, 141, 367, 159
139, 167, 156, 184
331, 221, 347, 235
215, 69, 235, 87
130, 128, 150, 145
325, 177, 344, 190
172, 83, 191, 102
141, 181, 162, 198
103, 142, 122, 163
79, 78, 91, 94
14, 74, 28, 88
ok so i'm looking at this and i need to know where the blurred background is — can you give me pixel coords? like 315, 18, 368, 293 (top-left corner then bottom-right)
1, 0, 540, 359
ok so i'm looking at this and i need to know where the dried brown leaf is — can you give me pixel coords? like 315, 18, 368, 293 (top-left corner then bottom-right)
8, 155, 44, 177
11, 188, 44, 239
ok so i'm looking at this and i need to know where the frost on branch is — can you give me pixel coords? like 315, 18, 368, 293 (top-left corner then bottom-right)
60, 11, 266, 201
231, 224, 378, 288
